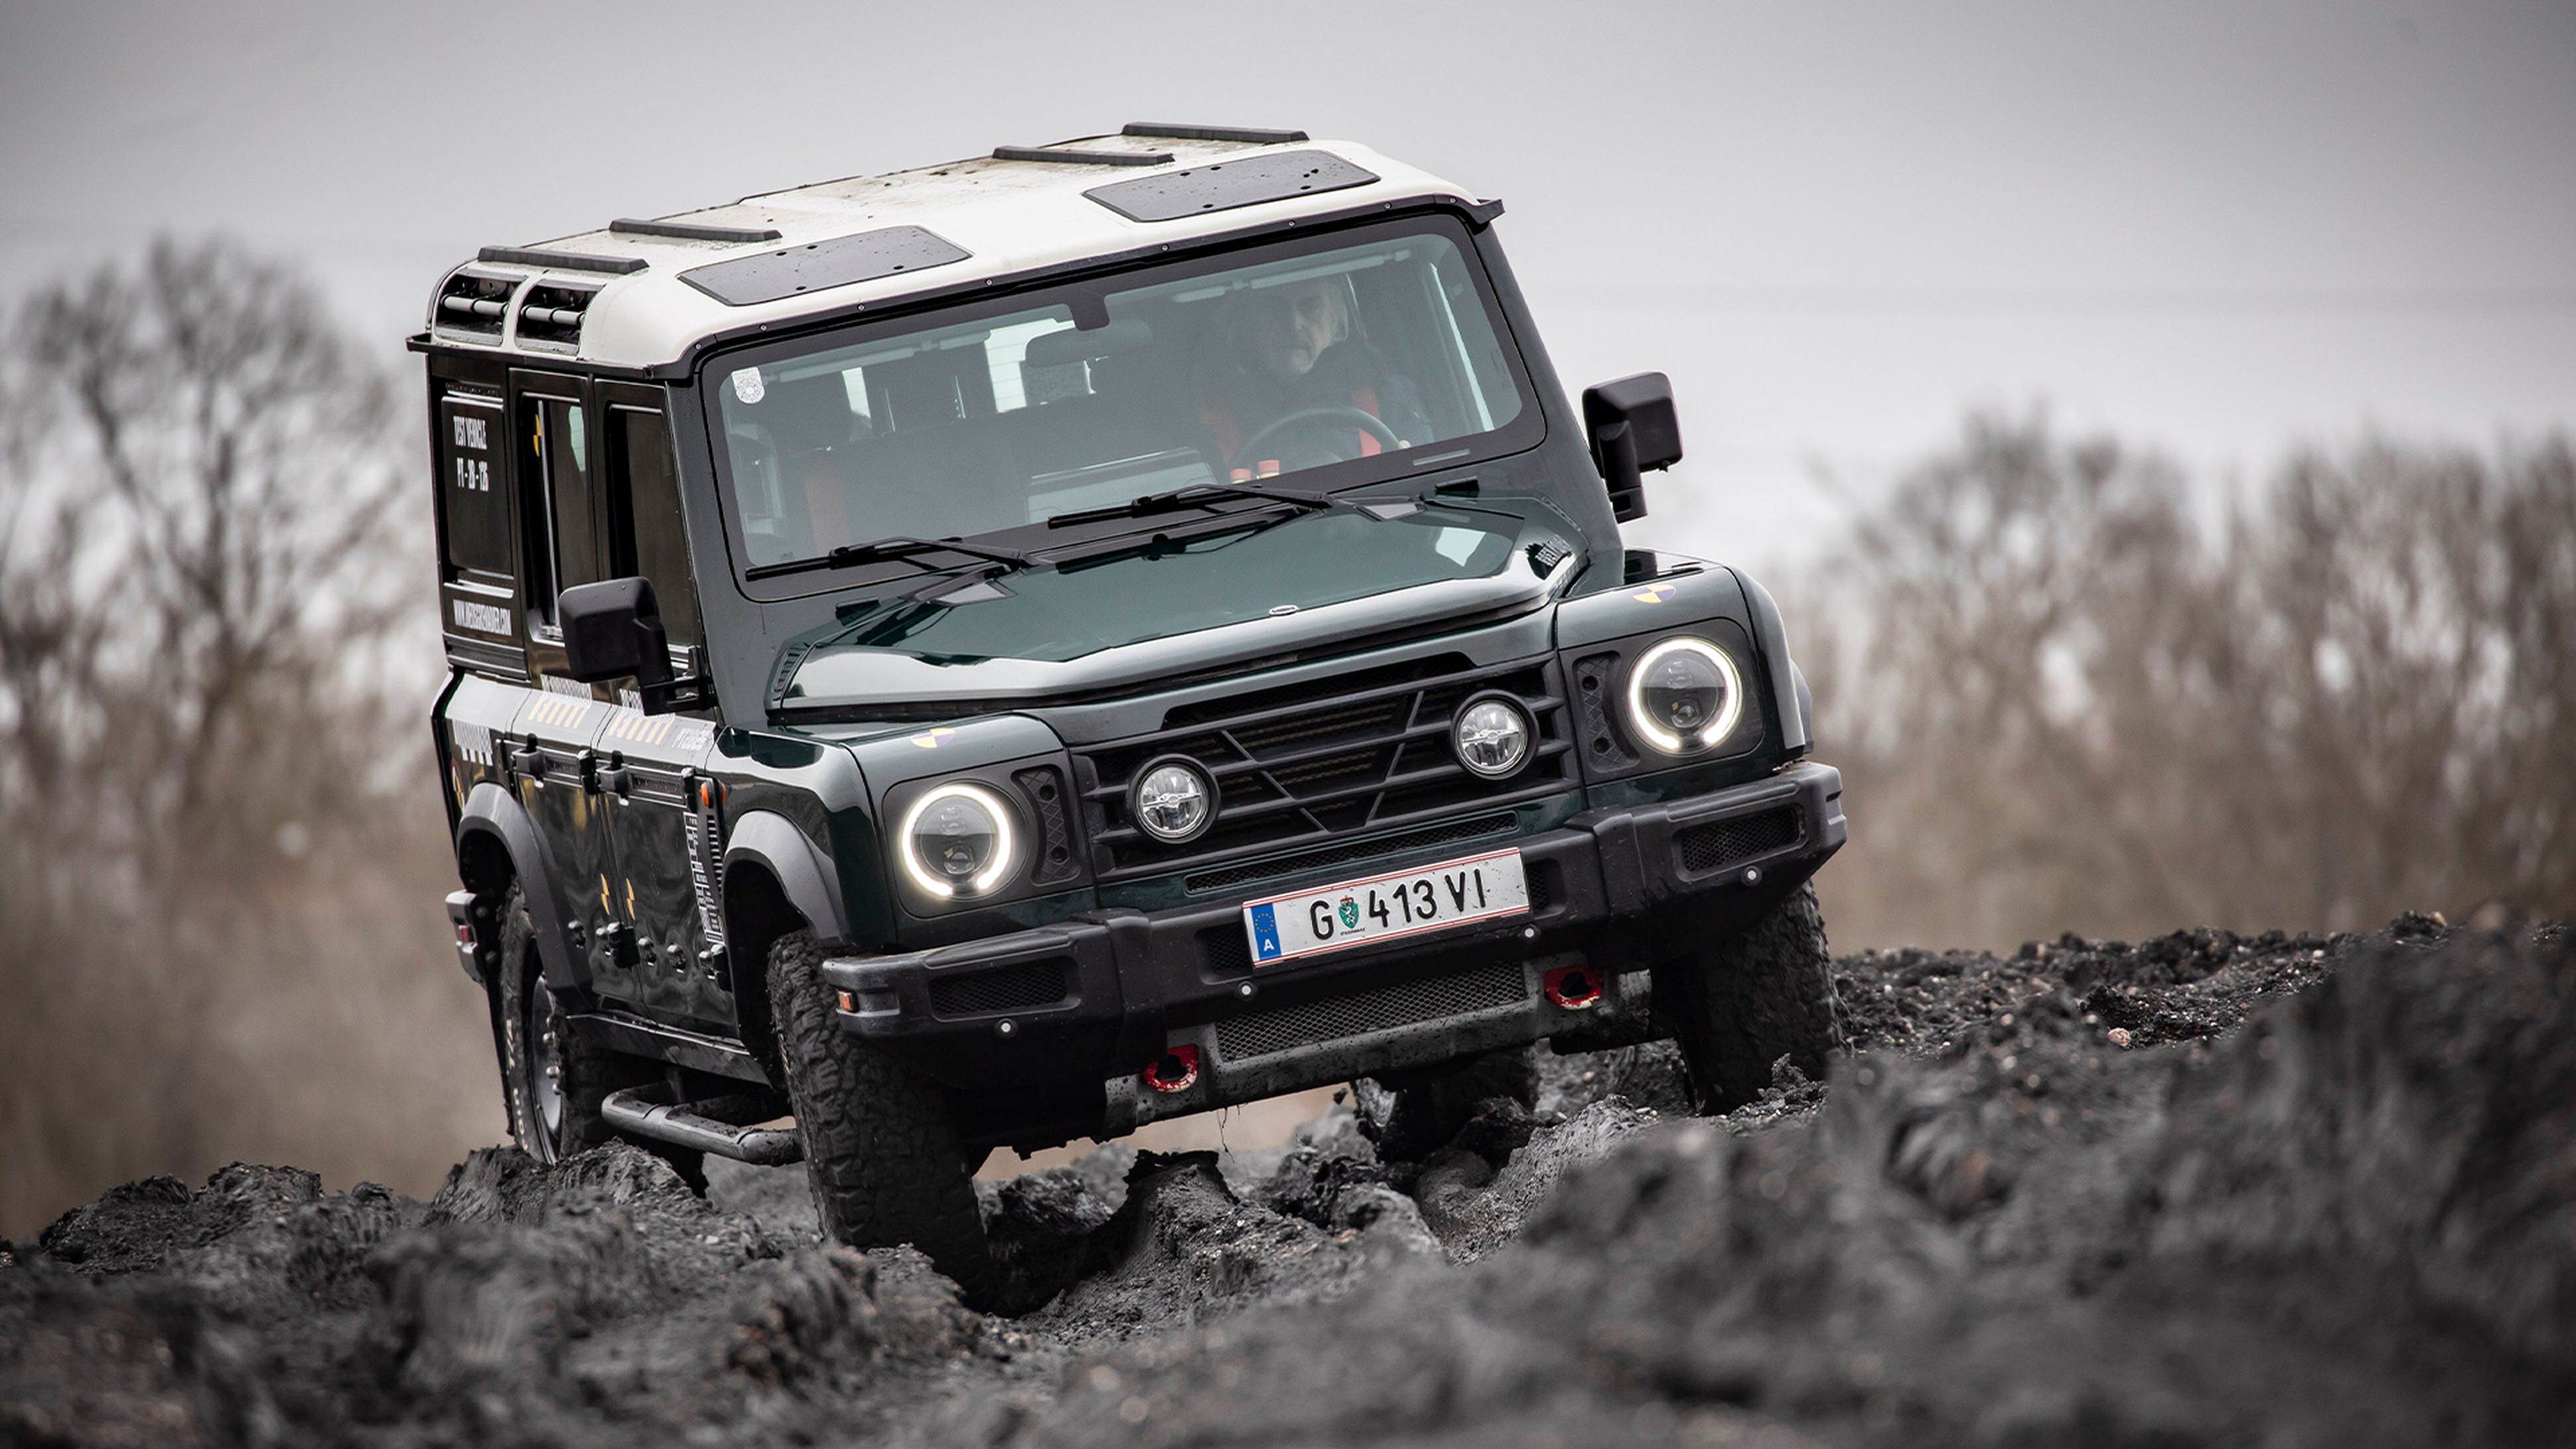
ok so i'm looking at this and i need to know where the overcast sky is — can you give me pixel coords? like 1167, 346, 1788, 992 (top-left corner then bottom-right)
4, 0, 2571, 567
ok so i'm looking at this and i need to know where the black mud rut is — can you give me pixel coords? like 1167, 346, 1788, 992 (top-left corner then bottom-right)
494, 885, 707, 1192
1656, 879, 1847, 1111
9, 914, 2572, 1447
765, 927, 996, 1299
1360, 1044, 1540, 1161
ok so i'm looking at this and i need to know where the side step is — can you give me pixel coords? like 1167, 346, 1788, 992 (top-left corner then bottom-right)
600, 1082, 805, 1166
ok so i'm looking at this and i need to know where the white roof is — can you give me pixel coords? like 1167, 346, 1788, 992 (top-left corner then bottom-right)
427, 131, 1482, 372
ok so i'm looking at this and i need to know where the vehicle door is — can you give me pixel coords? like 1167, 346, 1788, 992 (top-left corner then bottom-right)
506, 368, 625, 999
590, 384, 729, 1028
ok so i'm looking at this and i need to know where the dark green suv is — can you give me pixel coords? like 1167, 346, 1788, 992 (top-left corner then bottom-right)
421, 125, 1845, 1291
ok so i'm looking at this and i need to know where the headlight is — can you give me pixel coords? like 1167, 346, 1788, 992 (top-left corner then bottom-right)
1452, 696, 1533, 778
896, 782, 1021, 898
1131, 758, 1216, 844
1623, 636, 1743, 754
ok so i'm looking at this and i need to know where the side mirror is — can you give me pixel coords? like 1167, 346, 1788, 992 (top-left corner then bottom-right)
559, 578, 707, 714
1581, 372, 1683, 523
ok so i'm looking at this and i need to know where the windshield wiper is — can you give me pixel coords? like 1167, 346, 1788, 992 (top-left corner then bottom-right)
1044, 481, 1338, 530
745, 535, 1036, 583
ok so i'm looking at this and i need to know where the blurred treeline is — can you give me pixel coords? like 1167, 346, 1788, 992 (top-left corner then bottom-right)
0, 242, 499, 1239
2, 241, 2570, 1235
1802, 414, 2576, 951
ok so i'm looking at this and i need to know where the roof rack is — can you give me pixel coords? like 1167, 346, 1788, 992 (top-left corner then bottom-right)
477, 246, 647, 275
991, 145, 1173, 167
1122, 122, 1308, 145
610, 217, 784, 244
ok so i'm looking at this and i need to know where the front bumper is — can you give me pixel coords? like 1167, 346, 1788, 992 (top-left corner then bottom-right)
822, 761, 1844, 1138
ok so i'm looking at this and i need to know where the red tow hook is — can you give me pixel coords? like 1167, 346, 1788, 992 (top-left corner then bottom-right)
1142, 1045, 1200, 1093
1544, 965, 1602, 1010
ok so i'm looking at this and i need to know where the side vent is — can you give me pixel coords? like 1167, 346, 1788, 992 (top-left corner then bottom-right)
433, 268, 521, 344
1013, 765, 1082, 888
1572, 652, 1639, 771
515, 281, 602, 353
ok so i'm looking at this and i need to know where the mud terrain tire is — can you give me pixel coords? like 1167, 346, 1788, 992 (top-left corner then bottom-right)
1362, 1045, 1539, 1161
1656, 880, 1846, 1112
765, 928, 994, 1294
494, 885, 706, 1190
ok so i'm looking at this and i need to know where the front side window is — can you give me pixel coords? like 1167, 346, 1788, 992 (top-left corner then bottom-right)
707, 216, 1534, 585
606, 406, 702, 649
519, 394, 600, 631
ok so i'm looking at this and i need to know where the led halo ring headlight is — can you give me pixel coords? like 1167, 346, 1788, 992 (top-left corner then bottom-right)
1130, 755, 1217, 845
1623, 635, 1746, 755
895, 781, 1022, 900
1451, 693, 1534, 780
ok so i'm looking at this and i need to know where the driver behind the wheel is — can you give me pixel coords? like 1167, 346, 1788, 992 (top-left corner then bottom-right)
1194, 272, 1432, 476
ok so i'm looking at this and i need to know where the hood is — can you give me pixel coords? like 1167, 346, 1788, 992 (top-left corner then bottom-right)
773, 500, 1577, 714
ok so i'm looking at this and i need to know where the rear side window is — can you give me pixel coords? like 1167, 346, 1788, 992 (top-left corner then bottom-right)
439, 393, 510, 580
606, 407, 702, 649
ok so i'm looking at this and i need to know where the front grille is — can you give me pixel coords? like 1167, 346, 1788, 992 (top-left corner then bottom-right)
1078, 655, 1574, 880
926, 959, 1071, 1018
1216, 961, 1527, 1061
1675, 806, 1805, 876
1183, 812, 1518, 895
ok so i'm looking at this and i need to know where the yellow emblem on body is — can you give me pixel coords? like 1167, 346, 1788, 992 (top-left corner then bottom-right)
1632, 582, 1678, 603
910, 727, 958, 750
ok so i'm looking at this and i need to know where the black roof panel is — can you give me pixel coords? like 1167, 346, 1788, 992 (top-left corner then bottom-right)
678, 226, 971, 308
1083, 150, 1379, 224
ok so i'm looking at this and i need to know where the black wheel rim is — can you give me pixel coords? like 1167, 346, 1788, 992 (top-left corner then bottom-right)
527, 983, 566, 1159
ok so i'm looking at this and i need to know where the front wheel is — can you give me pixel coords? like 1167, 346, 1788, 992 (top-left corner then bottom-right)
1654, 880, 1847, 1112
765, 928, 994, 1295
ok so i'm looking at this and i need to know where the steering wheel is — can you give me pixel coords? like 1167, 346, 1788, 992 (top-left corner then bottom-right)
1230, 405, 1405, 472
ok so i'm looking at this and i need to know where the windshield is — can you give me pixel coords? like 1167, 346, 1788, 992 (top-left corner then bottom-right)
707, 216, 1534, 586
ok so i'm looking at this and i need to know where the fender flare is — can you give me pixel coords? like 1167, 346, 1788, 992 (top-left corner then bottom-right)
724, 810, 851, 945
1730, 568, 1812, 755
456, 782, 588, 993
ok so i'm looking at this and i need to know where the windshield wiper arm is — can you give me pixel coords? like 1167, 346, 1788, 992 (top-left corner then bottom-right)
745, 535, 1036, 582
1045, 481, 1337, 530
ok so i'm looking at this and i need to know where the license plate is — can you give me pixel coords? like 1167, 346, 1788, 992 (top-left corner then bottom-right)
1242, 848, 1529, 966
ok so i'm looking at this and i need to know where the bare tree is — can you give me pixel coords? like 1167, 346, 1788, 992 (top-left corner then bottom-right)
0, 240, 496, 1236
1808, 413, 2576, 951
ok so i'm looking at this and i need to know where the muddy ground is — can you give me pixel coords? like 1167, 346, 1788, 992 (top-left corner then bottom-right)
6, 912, 2571, 1448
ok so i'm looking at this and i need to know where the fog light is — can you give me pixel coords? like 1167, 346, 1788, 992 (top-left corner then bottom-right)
1131, 758, 1216, 845
1452, 696, 1533, 779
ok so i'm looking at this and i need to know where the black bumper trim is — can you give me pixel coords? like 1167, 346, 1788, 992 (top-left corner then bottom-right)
821, 762, 1845, 1108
